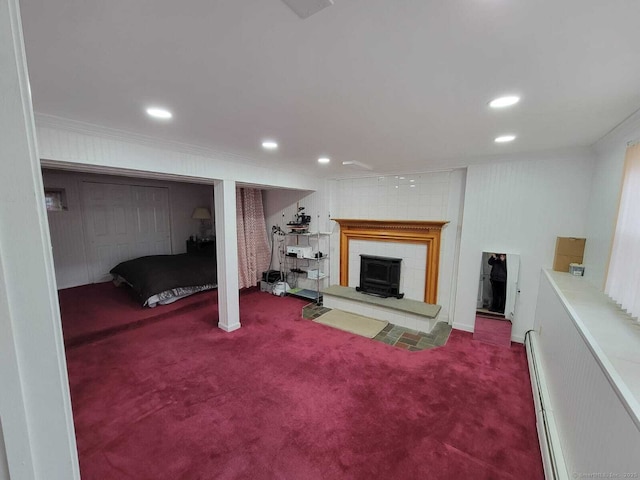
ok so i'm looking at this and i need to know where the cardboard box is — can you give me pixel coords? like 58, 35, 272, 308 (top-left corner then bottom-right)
553, 237, 586, 272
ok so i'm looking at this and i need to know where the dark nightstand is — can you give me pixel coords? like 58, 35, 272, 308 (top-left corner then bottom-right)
186, 239, 216, 257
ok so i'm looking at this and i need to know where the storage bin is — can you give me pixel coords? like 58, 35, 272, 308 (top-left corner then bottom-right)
569, 263, 585, 276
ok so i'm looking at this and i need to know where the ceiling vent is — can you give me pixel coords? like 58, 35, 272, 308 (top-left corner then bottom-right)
342, 161, 372, 171
281, 0, 334, 19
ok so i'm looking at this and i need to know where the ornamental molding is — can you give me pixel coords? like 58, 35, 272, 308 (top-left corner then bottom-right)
331, 219, 448, 231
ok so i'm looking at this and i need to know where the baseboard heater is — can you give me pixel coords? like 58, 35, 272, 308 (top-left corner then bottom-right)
524, 331, 569, 480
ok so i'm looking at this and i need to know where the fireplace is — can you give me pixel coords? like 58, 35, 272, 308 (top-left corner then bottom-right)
356, 255, 404, 299
332, 219, 448, 304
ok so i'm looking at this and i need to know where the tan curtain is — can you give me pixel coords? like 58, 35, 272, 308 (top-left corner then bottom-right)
236, 188, 271, 290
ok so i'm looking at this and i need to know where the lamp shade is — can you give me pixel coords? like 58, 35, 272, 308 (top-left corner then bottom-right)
191, 207, 211, 220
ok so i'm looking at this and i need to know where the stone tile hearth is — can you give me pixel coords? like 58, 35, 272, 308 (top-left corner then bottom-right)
302, 303, 451, 351
320, 285, 441, 333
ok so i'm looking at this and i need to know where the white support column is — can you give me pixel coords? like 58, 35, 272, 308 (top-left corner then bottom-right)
214, 179, 241, 332
0, 0, 80, 478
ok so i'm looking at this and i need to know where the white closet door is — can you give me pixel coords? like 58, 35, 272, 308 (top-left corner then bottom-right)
131, 186, 171, 258
82, 182, 172, 283
505, 253, 520, 321
82, 182, 136, 283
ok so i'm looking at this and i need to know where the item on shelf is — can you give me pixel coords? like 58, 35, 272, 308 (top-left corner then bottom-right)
286, 206, 311, 233
307, 269, 324, 279
286, 245, 313, 258
569, 263, 585, 276
262, 270, 281, 283
272, 281, 290, 297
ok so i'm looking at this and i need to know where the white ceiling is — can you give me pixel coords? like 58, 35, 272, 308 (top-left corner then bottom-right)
19, 0, 640, 177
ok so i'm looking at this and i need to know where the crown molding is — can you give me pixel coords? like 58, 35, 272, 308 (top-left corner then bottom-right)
34, 113, 265, 168
594, 107, 640, 153
331, 219, 448, 231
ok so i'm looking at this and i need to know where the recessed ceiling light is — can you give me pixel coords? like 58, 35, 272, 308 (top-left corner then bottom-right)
495, 135, 516, 143
318, 157, 330, 164
146, 107, 172, 119
489, 96, 520, 108
262, 141, 278, 150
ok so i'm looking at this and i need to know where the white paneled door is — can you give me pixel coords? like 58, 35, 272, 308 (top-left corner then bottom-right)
81, 182, 171, 282
131, 185, 171, 258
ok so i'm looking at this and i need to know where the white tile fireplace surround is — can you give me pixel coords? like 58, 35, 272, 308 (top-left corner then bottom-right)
349, 240, 427, 301
329, 219, 447, 333
332, 219, 447, 305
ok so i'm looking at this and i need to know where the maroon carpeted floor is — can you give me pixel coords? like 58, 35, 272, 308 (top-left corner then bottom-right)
58, 282, 218, 347
473, 315, 513, 348
63, 286, 543, 480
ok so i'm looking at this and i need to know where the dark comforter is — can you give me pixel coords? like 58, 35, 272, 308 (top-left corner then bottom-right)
110, 254, 217, 306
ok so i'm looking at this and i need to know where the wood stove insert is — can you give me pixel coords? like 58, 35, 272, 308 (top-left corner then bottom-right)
356, 254, 404, 299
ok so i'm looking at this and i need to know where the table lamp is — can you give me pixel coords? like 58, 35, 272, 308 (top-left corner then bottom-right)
191, 207, 211, 239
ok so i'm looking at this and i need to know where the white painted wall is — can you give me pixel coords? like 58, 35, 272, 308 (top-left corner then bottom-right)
171, 182, 215, 246
263, 186, 332, 292
0, 420, 9, 480
583, 110, 640, 289
329, 170, 466, 324
36, 115, 321, 192
0, 0, 79, 478
41, 171, 88, 288
453, 148, 595, 342
263, 171, 465, 323
533, 270, 640, 476
42, 170, 215, 289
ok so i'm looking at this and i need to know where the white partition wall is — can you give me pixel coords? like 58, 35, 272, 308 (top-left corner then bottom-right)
531, 270, 640, 475
0, 0, 80, 477
215, 179, 240, 332
454, 150, 594, 341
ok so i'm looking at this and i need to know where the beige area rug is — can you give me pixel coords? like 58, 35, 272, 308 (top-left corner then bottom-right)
313, 309, 388, 338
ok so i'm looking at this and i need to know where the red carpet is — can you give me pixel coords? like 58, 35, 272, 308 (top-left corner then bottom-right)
473, 315, 513, 348
58, 282, 218, 347
63, 287, 543, 480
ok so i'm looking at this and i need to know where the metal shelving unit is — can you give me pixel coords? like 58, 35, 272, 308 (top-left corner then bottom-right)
282, 231, 330, 304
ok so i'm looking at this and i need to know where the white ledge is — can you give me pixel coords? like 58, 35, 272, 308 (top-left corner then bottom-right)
544, 269, 640, 429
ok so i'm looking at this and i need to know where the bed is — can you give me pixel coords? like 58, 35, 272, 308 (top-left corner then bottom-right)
110, 253, 217, 307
